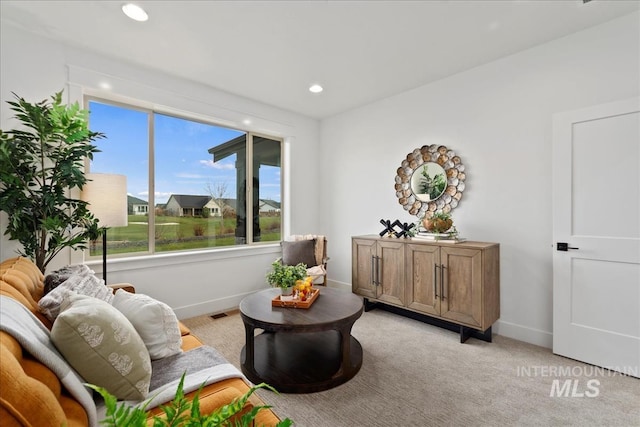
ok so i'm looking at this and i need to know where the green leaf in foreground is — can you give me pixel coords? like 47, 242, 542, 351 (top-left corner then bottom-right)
87, 373, 293, 427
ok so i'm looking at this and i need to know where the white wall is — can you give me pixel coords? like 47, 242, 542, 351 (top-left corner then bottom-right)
0, 23, 320, 318
3, 12, 639, 347
320, 12, 640, 348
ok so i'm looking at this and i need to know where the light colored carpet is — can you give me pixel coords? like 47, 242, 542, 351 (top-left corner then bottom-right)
182, 308, 640, 427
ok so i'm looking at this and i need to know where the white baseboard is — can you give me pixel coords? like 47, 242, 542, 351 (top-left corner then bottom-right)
327, 278, 352, 291
494, 319, 552, 349
173, 292, 253, 320
329, 279, 553, 349
185, 281, 554, 350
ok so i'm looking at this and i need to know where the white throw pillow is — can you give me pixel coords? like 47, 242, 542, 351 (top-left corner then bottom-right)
51, 293, 152, 401
39, 270, 113, 322
112, 289, 182, 360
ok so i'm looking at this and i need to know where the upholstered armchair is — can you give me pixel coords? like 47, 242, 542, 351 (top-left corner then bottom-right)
280, 235, 329, 285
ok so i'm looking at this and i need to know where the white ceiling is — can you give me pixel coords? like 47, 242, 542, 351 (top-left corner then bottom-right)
1, 1, 638, 119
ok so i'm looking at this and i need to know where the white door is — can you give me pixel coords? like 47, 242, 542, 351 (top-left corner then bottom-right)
552, 97, 640, 378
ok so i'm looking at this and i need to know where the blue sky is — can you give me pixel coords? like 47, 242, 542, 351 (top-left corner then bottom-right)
88, 101, 281, 205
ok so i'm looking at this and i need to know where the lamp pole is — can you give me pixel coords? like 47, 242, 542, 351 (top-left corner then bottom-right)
102, 227, 108, 284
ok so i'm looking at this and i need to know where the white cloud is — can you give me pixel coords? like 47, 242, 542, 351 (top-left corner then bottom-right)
199, 159, 234, 170
175, 172, 208, 179
138, 191, 173, 201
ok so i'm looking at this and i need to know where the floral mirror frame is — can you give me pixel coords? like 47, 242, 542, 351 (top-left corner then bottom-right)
395, 144, 466, 217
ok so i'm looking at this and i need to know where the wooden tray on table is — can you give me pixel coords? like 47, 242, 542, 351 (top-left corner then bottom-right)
272, 288, 320, 309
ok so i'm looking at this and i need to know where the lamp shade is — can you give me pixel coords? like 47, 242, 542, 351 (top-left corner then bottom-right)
81, 173, 128, 228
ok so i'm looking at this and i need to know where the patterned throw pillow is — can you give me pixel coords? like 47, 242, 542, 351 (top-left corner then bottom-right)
39, 270, 113, 322
44, 264, 94, 295
51, 294, 152, 401
112, 289, 182, 360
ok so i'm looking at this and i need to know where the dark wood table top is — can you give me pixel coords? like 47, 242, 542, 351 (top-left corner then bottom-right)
240, 287, 363, 332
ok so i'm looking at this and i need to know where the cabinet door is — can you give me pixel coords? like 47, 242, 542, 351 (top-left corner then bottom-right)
376, 240, 405, 306
406, 243, 440, 316
352, 238, 377, 298
440, 247, 483, 328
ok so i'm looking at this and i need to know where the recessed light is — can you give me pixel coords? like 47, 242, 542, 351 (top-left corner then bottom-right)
122, 3, 148, 22
242, 119, 252, 126
99, 81, 112, 90
309, 84, 323, 94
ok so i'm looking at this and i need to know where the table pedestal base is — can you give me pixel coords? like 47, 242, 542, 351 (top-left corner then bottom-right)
241, 330, 362, 393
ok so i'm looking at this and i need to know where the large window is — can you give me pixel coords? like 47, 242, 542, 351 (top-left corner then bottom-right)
86, 98, 282, 257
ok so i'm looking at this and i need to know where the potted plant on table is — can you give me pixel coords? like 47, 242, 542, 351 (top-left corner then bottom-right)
266, 260, 308, 296
422, 211, 454, 233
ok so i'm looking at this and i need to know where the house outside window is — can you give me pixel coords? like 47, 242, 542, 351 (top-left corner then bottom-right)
129, 196, 149, 216
86, 97, 282, 258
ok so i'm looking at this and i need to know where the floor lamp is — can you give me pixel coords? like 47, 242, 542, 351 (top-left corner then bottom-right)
81, 173, 128, 284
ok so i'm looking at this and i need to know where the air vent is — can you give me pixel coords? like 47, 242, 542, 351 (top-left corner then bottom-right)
210, 312, 228, 319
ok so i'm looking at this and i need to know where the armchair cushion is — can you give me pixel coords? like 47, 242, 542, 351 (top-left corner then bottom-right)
281, 239, 317, 268
112, 289, 182, 360
51, 294, 152, 401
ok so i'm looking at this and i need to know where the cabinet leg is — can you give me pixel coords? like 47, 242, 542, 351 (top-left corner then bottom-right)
364, 301, 494, 344
460, 326, 492, 343
479, 326, 493, 343
363, 298, 378, 312
460, 326, 471, 343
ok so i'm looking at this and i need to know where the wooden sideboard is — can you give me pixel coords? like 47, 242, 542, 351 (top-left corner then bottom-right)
352, 235, 500, 342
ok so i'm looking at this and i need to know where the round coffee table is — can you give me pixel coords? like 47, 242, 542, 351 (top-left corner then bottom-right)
239, 287, 363, 393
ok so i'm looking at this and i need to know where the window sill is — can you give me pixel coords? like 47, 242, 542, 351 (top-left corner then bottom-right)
84, 243, 281, 274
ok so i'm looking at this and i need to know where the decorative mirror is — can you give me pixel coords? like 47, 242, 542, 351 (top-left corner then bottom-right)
395, 144, 466, 217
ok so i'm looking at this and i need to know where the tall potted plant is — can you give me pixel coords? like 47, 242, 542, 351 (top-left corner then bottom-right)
0, 91, 104, 273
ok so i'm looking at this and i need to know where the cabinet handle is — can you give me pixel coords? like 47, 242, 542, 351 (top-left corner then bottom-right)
377, 256, 382, 287
434, 264, 439, 299
441, 264, 446, 300
371, 255, 376, 285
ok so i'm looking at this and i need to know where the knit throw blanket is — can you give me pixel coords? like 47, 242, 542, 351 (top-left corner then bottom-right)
131, 346, 245, 411
0, 295, 98, 426
1, 296, 247, 424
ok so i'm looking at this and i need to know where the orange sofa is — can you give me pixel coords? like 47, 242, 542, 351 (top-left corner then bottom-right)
0, 256, 280, 426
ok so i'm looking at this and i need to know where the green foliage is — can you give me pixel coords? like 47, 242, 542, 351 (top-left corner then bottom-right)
430, 211, 451, 222
87, 374, 293, 427
419, 166, 446, 200
94, 215, 281, 255
422, 211, 455, 234
266, 260, 307, 288
0, 91, 104, 272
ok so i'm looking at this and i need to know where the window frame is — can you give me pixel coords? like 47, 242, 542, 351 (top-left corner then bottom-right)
84, 94, 284, 260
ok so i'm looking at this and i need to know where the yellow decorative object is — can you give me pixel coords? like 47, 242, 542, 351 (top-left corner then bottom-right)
272, 287, 320, 308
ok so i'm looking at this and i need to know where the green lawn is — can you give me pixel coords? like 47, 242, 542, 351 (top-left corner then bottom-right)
90, 215, 281, 255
